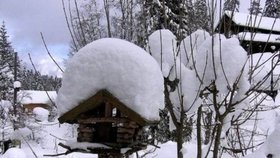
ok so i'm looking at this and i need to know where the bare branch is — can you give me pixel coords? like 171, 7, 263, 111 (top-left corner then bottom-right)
40, 32, 64, 73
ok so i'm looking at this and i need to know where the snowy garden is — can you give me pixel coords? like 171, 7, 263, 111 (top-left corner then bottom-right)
1, 28, 280, 158
1, 0, 280, 158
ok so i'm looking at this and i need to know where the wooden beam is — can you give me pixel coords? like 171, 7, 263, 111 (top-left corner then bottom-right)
59, 89, 159, 126
117, 128, 135, 134
77, 117, 129, 124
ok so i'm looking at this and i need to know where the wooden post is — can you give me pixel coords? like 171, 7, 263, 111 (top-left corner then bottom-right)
13, 52, 19, 130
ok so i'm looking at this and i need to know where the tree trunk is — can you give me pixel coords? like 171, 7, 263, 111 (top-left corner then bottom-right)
213, 119, 223, 158
104, 0, 112, 37
197, 106, 202, 158
177, 123, 184, 158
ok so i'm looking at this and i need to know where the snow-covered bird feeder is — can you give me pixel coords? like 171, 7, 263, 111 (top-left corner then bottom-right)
13, 81, 21, 91
57, 38, 164, 157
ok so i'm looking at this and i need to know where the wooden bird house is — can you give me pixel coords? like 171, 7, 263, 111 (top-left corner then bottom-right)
58, 89, 158, 157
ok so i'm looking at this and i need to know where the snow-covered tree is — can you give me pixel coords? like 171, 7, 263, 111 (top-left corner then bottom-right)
57, 1, 280, 157
65, 0, 144, 56
224, 0, 240, 12
147, 0, 193, 40
147, 27, 280, 157
194, 0, 210, 32
0, 22, 14, 100
249, 0, 262, 15
263, 0, 280, 18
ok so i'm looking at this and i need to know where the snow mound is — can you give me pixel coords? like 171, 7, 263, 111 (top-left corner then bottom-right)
195, 34, 248, 93
169, 58, 202, 115
57, 38, 164, 121
33, 107, 49, 122
262, 115, 280, 157
148, 29, 177, 77
179, 29, 210, 68
249, 53, 280, 91
2, 148, 27, 158
245, 115, 280, 158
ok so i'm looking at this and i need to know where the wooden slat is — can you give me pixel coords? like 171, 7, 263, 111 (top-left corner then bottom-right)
77, 137, 92, 142
78, 117, 128, 124
78, 132, 94, 138
116, 138, 132, 144
59, 89, 158, 126
123, 121, 139, 128
117, 128, 135, 134
58, 91, 104, 123
105, 102, 113, 117
117, 133, 133, 139
78, 127, 94, 133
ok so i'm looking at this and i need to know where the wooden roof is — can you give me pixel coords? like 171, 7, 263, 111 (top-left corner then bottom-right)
58, 90, 156, 126
216, 11, 280, 34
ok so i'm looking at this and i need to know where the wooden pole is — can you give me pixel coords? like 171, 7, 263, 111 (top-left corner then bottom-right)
13, 52, 18, 117
13, 52, 19, 130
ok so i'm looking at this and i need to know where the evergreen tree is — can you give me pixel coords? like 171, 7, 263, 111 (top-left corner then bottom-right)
223, 0, 240, 12
249, 0, 262, 15
148, 0, 189, 40
263, 0, 280, 18
20, 68, 61, 91
194, 0, 210, 32
143, 0, 211, 40
0, 22, 15, 100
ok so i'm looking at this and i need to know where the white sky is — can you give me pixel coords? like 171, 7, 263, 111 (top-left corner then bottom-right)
0, 0, 71, 77
0, 0, 266, 77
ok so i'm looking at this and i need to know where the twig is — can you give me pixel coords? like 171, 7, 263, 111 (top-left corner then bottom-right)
50, 133, 67, 141
61, 0, 78, 52
40, 32, 64, 73
74, 0, 87, 45
28, 53, 57, 108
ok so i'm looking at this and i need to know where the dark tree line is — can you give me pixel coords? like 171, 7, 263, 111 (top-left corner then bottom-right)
20, 68, 61, 91
0, 22, 61, 102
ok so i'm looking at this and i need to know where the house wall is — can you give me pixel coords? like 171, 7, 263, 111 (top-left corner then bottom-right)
23, 103, 50, 114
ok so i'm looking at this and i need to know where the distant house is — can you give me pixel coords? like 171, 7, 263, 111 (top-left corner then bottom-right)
18, 90, 57, 114
216, 11, 280, 54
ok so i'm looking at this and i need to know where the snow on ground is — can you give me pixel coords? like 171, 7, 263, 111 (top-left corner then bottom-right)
249, 52, 280, 91
0, 94, 279, 158
2, 148, 26, 158
57, 38, 164, 121
0, 120, 98, 158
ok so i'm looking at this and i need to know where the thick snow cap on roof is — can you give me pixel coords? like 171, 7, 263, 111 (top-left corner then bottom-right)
19, 90, 57, 104
224, 11, 280, 32
57, 38, 164, 121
